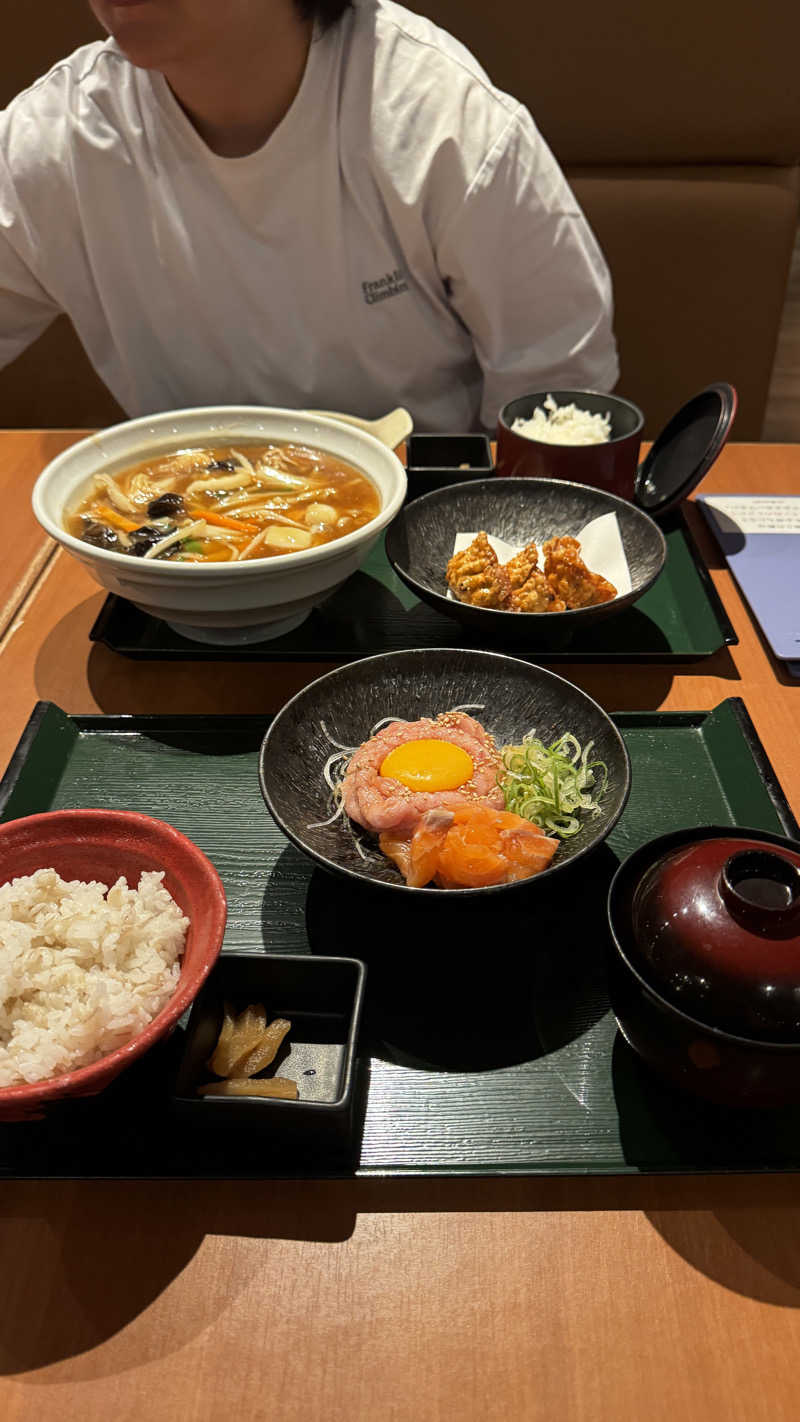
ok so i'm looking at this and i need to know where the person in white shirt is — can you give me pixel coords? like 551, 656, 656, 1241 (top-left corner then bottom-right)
0, 0, 618, 432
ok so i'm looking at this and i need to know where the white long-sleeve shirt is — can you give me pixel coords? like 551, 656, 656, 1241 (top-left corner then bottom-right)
0, 0, 618, 431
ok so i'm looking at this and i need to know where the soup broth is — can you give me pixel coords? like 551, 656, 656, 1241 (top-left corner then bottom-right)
66, 441, 381, 563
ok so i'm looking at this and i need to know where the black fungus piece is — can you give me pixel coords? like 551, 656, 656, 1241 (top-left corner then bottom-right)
147, 492, 185, 519
205, 458, 239, 472
128, 523, 174, 556
80, 521, 121, 552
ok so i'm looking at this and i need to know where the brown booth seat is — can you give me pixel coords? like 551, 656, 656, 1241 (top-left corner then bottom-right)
0, 1, 798, 436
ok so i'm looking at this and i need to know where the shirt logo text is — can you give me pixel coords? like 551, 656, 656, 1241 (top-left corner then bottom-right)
362, 268, 409, 305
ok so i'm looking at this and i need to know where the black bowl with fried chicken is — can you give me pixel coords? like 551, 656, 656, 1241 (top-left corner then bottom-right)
384, 478, 666, 646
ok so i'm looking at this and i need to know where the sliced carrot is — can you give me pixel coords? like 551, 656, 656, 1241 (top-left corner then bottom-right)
90, 504, 139, 533
188, 506, 259, 535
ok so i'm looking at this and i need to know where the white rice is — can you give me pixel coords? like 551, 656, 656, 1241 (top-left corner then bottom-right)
0, 868, 189, 1088
512, 394, 612, 446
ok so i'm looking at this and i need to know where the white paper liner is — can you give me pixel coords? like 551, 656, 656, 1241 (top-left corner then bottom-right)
448, 513, 631, 602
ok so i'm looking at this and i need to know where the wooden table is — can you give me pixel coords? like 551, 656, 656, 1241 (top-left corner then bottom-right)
2, 434, 800, 1422
0, 431, 91, 639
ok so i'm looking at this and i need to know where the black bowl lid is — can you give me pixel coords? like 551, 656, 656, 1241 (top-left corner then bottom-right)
634, 382, 737, 519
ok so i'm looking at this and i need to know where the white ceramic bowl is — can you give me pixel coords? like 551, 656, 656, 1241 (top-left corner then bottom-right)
32, 406, 408, 643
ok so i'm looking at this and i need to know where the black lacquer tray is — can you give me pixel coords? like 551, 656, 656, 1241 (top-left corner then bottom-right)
89, 509, 735, 663
0, 698, 798, 1179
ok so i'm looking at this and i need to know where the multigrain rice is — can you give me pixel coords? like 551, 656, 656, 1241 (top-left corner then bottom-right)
512, 394, 611, 446
0, 868, 189, 1087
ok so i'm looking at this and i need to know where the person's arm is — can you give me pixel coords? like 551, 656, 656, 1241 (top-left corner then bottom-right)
0, 155, 63, 370
434, 107, 618, 429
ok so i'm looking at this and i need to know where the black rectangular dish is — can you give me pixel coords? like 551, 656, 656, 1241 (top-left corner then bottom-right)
404, 432, 493, 500
173, 952, 366, 1144
89, 508, 736, 663
0, 698, 798, 1179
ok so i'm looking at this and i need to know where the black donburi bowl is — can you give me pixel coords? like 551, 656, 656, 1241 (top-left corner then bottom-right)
384, 477, 667, 648
258, 648, 631, 897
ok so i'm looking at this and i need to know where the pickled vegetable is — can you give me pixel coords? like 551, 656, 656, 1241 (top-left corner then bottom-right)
208, 1001, 266, 1076
208, 1000, 237, 1075
198, 1077, 299, 1099
202, 1002, 298, 1100
237, 1018, 291, 1078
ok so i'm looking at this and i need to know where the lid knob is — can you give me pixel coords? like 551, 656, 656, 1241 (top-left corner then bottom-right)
719, 849, 800, 936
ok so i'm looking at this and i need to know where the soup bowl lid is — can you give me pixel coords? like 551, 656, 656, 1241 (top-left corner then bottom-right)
612, 826, 800, 1042
633, 382, 738, 518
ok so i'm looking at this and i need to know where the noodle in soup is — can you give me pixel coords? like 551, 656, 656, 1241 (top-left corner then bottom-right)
65, 442, 381, 562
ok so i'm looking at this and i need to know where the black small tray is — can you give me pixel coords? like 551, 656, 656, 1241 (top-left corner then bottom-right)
173, 952, 366, 1144
405, 433, 493, 501
90, 508, 736, 663
0, 698, 797, 1180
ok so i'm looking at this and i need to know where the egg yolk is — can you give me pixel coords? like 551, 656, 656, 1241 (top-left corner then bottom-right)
379, 738, 474, 792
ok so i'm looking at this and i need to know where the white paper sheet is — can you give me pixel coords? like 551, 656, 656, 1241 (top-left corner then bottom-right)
449, 513, 631, 599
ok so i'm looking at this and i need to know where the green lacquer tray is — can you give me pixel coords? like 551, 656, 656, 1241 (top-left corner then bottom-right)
0, 698, 797, 1180
89, 509, 735, 662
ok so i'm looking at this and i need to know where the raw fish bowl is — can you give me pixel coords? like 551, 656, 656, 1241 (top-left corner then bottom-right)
258, 648, 631, 896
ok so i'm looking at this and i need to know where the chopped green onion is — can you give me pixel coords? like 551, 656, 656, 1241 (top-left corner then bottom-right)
499, 731, 608, 839
182, 538, 204, 553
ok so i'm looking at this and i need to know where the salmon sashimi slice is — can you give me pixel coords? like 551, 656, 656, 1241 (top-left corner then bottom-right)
378, 832, 412, 880
395, 803, 559, 889
407, 808, 455, 887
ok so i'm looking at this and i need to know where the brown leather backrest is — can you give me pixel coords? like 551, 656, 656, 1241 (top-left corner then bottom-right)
0, 10, 104, 107
0, 2, 798, 436
423, 0, 800, 166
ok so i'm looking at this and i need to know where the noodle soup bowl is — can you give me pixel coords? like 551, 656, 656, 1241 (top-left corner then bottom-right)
32, 406, 408, 644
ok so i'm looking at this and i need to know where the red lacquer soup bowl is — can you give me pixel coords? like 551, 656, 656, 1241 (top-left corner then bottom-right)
607, 825, 800, 1107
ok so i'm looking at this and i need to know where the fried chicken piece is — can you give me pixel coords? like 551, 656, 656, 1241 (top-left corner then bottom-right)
446, 531, 511, 609
504, 541, 539, 591
542, 536, 617, 609
503, 539, 565, 612
510, 572, 567, 613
